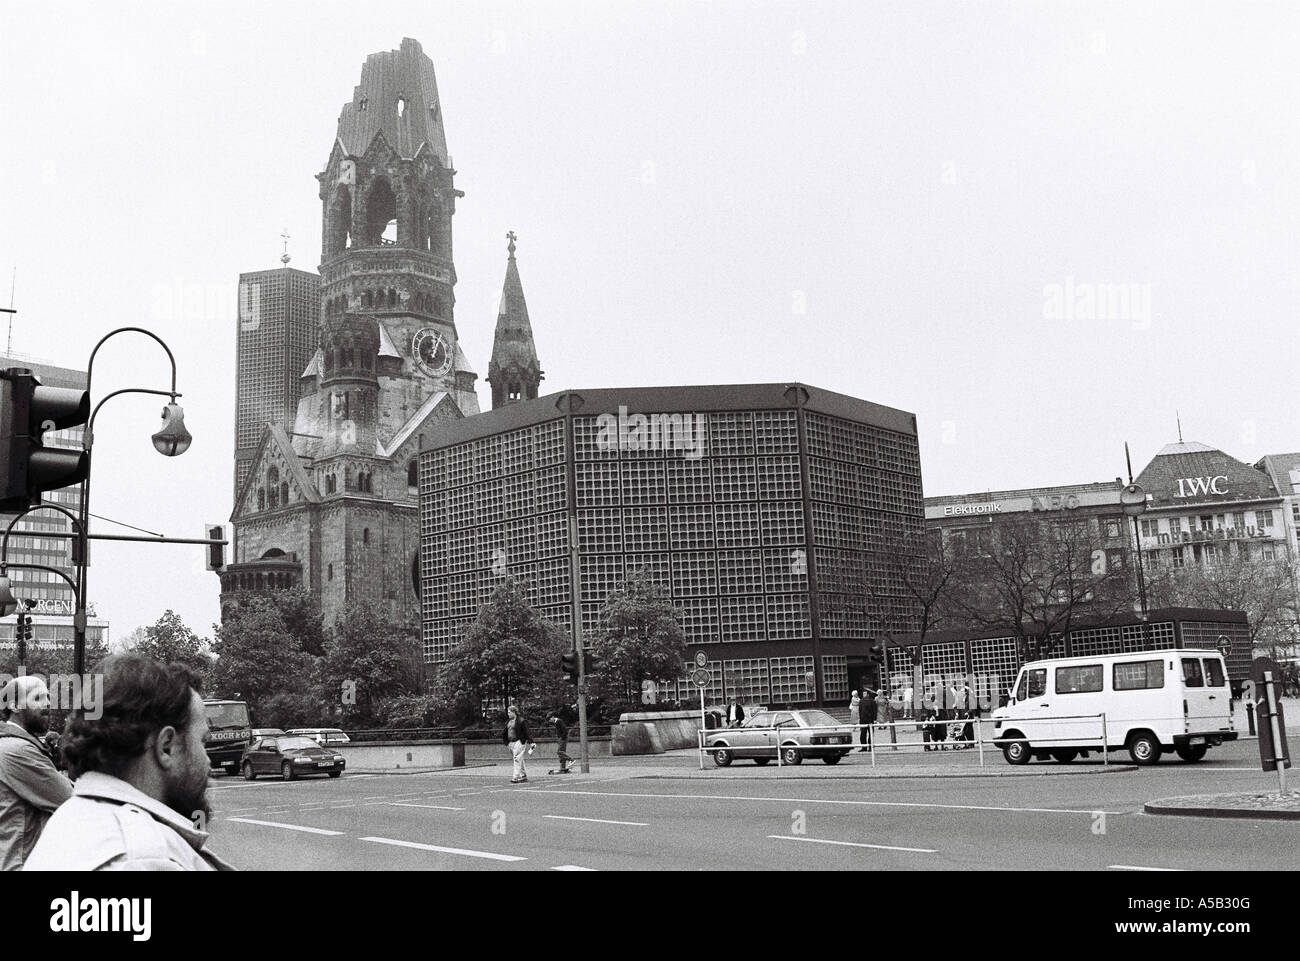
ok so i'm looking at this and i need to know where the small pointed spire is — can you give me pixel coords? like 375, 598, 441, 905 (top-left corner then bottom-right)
1176, 411, 1183, 444
488, 230, 542, 410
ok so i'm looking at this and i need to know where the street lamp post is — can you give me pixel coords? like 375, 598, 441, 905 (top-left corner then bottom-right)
73, 328, 190, 674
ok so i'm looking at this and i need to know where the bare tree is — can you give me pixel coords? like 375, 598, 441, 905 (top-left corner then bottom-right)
944, 515, 1137, 659
1147, 552, 1300, 660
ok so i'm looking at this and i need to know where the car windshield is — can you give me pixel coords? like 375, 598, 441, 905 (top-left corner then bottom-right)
204, 702, 250, 730
277, 737, 322, 751
797, 711, 840, 728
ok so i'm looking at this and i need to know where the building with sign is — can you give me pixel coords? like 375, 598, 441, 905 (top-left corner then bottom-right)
1253, 452, 1300, 560
1132, 441, 1291, 567
0, 354, 111, 658
418, 383, 926, 708
926, 480, 1133, 574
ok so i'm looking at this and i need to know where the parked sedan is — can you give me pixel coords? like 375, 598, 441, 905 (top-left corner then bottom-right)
241, 735, 346, 781
707, 709, 854, 767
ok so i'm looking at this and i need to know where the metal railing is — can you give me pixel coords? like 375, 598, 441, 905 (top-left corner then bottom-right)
695, 713, 1114, 770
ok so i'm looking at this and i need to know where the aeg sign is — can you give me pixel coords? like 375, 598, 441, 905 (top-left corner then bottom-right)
1174, 476, 1229, 498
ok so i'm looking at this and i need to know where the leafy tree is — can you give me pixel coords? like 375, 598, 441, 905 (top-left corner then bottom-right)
431, 578, 568, 726
132, 610, 213, 675
590, 570, 686, 702
220, 588, 326, 658
209, 596, 320, 726
322, 599, 422, 725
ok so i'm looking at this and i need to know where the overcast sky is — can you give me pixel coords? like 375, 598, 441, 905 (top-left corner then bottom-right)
0, 1, 1295, 641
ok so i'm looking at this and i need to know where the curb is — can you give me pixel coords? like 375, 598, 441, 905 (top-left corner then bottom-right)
638, 765, 1139, 780
345, 762, 499, 776
1144, 800, 1300, 821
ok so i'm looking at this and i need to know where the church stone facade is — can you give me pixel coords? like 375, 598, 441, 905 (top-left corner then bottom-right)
222, 38, 541, 624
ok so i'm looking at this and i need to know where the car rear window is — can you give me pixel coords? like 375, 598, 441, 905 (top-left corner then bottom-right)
1181, 658, 1205, 687
1114, 660, 1164, 691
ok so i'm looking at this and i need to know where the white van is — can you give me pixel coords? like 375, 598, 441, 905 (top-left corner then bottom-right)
990, 648, 1237, 766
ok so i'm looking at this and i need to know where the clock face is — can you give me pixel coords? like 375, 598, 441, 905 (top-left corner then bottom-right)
412, 328, 452, 376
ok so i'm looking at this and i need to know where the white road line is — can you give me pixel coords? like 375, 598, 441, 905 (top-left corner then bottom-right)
390, 802, 466, 811
543, 815, 648, 827
1110, 864, 1183, 871
226, 818, 345, 836
359, 837, 526, 862
769, 835, 936, 854
525, 789, 1123, 816
552, 865, 597, 871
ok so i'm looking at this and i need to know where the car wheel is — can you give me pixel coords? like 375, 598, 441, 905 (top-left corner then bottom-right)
1175, 744, 1208, 763
821, 754, 842, 765
712, 748, 733, 767
781, 745, 802, 766
328, 770, 343, 778
1003, 739, 1032, 765
753, 758, 771, 766
242, 761, 256, 781
282, 761, 296, 781
1050, 749, 1078, 764
1128, 732, 1162, 765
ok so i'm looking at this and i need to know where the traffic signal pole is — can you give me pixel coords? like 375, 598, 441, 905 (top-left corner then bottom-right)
568, 515, 589, 773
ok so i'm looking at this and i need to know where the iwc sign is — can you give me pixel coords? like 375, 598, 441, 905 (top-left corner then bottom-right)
1174, 476, 1229, 497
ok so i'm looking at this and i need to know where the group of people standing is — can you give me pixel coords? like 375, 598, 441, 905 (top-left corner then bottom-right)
847, 689, 880, 750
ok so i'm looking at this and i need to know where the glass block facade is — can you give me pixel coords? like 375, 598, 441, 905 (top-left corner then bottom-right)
418, 385, 926, 707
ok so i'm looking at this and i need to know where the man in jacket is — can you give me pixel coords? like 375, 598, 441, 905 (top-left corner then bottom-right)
726, 697, 745, 727
24, 655, 234, 871
0, 676, 73, 870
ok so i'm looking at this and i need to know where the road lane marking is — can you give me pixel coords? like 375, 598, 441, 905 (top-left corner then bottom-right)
390, 803, 466, 811
1110, 864, 1183, 871
226, 818, 345, 836
524, 789, 1123, 816
768, 835, 936, 854
552, 865, 597, 871
543, 815, 648, 827
359, 837, 525, 862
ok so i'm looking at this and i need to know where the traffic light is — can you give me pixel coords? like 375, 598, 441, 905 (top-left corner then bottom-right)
867, 642, 885, 666
561, 651, 579, 681
15, 610, 30, 663
205, 523, 226, 571
0, 368, 90, 512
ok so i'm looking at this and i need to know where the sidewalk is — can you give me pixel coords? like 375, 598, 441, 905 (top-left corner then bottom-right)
1145, 790, 1300, 821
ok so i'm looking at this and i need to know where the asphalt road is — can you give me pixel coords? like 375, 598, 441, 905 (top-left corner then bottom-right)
202, 739, 1300, 871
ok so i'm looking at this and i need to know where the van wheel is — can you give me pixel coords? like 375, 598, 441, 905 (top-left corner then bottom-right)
1128, 733, 1162, 765
1003, 739, 1032, 765
712, 748, 733, 767
1175, 744, 1208, 762
1050, 750, 1078, 764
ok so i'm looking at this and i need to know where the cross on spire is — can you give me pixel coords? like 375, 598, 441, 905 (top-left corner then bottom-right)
506, 230, 517, 259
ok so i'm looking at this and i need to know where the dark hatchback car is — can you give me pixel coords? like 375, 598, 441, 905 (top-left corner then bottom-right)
241, 735, 346, 781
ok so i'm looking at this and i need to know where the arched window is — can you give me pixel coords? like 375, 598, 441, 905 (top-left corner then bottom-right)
387, 288, 397, 307
328, 563, 334, 581
407, 459, 418, 494
326, 185, 352, 256
257, 488, 265, 511
363, 528, 370, 544
361, 290, 372, 308
366, 178, 398, 245
281, 482, 289, 505
433, 296, 444, 317
268, 486, 278, 509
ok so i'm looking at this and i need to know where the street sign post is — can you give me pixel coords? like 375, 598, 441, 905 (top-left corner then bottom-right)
693, 667, 712, 770
1252, 656, 1291, 791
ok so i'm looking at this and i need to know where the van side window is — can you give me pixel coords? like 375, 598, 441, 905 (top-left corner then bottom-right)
1022, 668, 1047, 699
1181, 658, 1205, 687
1203, 659, 1226, 687
1114, 659, 1164, 690
1056, 664, 1103, 694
